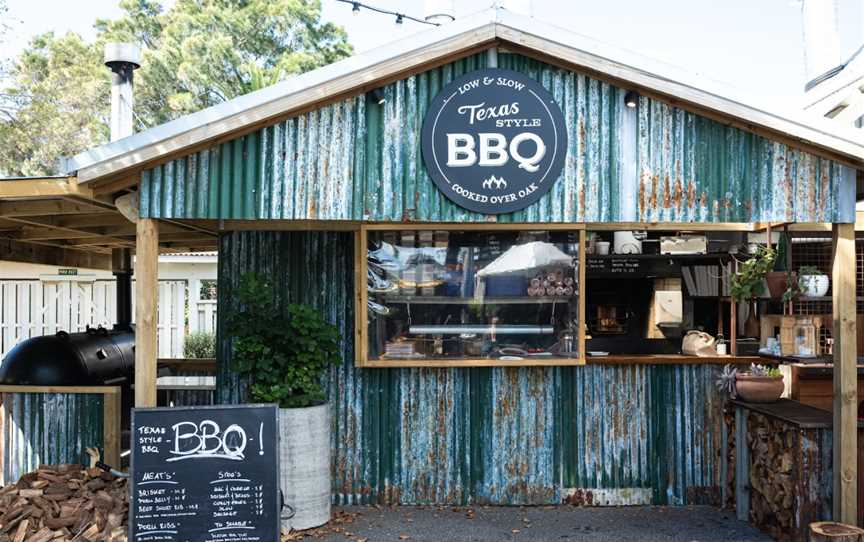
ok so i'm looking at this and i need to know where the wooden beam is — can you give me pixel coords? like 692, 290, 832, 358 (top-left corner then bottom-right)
135, 218, 159, 407
102, 387, 121, 467
0, 177, 93, 199
0, 199, 112, 217
91, 174, 140, 196
0, 238, 112, 269
833, 222, 857, 524
3, 216, 134, 246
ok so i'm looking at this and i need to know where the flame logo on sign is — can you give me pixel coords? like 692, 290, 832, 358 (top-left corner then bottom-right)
482, 175, 508, 190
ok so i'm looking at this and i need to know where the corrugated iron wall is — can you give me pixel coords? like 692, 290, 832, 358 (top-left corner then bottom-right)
0, 392, 104, 485
218, 231, 728, 506
636, 98, 847, 222
140, 51, 852, 223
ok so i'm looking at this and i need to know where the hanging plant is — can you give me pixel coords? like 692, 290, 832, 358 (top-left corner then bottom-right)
730, 246, 776, 302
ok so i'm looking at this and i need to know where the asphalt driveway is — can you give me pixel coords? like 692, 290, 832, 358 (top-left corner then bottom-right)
286, 505, 772, 542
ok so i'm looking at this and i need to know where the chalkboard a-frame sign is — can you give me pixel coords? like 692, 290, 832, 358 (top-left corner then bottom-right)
130, 404, 280, 542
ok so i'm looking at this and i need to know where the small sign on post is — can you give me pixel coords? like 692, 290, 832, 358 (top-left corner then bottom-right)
130, 404, 281, 542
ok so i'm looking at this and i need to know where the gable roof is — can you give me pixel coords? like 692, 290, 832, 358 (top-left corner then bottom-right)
803, 42, 864, 123
66, 7, 864, 184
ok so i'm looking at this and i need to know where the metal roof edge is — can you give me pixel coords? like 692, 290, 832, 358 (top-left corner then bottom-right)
69, 7, 864, 184
493, 10, 864, 163
69, 8, 499, 182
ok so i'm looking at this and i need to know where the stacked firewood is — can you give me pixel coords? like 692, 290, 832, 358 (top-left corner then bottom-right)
722, 407, 736, 510
748, 413, 796, 540
0, 464, 128, 542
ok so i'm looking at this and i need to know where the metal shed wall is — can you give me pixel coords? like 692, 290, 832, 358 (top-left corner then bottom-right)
0, 392, 104, 485
141, 52, 853, 223
217, 230, 728, 506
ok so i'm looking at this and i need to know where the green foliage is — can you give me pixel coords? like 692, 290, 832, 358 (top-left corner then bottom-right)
749, 363, 781, 378
97, 0, 352, 126
781, 272, 800, 304
730, 246, 776, 302
798, 265, 822, 277
0, 0, 351, 175
227, 272, 341, 408
184, 331, 216, 359
0, 32, 110, 176
773, 233, 788, 272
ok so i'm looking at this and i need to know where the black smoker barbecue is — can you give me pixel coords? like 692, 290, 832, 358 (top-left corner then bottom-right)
0, 250, 136, 455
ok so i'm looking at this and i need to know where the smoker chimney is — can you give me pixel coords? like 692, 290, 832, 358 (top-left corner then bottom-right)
800, 0, 842, 86
424, 0, 454, 24
104, 43, 141, 142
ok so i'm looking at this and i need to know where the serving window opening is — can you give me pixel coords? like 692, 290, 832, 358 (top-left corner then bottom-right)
360, 226, 585, 366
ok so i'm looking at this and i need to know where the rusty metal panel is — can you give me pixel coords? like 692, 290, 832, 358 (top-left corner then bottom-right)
0, 392, 104, 485
636, 97, 847, 222
216, 231, 730, 506
140, 51, 850, 223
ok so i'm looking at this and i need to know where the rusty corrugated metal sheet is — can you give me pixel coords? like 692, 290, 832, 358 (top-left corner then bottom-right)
636, 97, 847, 222
0, 392, 104, 485
140, 51, 851, 223
217, 231, 730, 506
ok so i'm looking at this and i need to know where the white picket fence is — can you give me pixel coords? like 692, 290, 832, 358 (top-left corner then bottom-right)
0, 279, 199, 359
192, 300, 217, 334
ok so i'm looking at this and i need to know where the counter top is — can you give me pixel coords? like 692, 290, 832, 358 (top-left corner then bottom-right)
587, 354, 762, 365
730, 398, 833, 428
758, 352, 834, 364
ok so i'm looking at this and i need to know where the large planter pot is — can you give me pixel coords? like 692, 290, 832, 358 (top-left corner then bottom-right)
279, 403, 331, 531
735, 374, 784, 403
765, 271, 788, 299
800, 274, 829, 297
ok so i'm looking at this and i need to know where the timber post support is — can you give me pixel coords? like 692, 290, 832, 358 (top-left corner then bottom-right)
135, 218, 159, 407
832, 222, 857, 524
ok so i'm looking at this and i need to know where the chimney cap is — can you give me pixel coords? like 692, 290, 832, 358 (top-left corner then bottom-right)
104, 42, 141, 70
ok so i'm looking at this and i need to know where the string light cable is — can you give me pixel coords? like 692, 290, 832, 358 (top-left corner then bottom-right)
335, 0, 441, 26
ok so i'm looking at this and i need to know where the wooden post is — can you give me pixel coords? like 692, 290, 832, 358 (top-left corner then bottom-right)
102, 387, 121, 467
832, 222, 857, 525
731, 259, 738, 356
135, 219, 159, 407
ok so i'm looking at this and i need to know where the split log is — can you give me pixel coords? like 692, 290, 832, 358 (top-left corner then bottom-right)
809, 522, 864, 542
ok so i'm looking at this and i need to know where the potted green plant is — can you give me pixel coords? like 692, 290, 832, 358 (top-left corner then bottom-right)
716, 363, 784, 403
228, 272, 341, 531
731, 246, 776, 337
735, 363, 784, 403
798, 265, 830, 298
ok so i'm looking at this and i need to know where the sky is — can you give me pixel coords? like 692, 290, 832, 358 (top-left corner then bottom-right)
1, 0, 863, 110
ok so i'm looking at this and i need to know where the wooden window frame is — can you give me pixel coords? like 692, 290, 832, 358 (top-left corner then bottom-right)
356, 223, 587, 368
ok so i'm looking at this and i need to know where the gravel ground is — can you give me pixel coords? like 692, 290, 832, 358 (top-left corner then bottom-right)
289, 505, 772, 542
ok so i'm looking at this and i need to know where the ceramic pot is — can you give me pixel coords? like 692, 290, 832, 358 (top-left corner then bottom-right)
800, 274, 829, 297
743, 301, 760, 338
279, 403, 331, 531
735, 374, 784, 403
765, 271, 787, 299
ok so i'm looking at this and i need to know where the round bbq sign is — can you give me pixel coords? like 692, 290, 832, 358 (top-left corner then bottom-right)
421, 68, 567, 214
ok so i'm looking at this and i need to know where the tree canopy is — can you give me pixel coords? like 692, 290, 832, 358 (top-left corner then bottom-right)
0, 0, 351, 176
